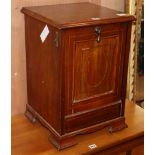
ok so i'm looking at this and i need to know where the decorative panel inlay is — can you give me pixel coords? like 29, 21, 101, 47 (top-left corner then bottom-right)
73, 35, 119, 102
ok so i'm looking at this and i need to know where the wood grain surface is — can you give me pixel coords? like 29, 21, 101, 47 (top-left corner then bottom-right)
21, 2, 131, 29
11, 100, 144, 155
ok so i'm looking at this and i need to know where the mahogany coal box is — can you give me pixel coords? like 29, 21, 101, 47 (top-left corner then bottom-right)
21, 2, 135, 150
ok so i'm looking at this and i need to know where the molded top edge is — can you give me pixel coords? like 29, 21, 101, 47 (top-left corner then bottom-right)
21, 2, 135, 29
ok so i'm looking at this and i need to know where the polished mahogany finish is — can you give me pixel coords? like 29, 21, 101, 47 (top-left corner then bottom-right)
21, 2, 135, 150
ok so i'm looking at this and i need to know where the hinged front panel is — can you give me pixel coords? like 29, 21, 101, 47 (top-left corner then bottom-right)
65, 24, 127, 114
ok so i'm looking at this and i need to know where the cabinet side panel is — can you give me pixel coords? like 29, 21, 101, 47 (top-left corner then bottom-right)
25, 15, 61, 133
120, 22, 132, 116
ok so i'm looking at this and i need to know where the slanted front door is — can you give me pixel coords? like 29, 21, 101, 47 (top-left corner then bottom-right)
65, 23, 127, 115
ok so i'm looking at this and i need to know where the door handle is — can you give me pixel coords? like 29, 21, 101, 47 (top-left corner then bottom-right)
95, 26, 101, 43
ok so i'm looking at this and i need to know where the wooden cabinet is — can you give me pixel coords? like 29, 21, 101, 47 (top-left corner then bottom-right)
22, 2, 135, 150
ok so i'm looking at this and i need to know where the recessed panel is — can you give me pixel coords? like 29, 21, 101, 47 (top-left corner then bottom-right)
73, 35, 119, 102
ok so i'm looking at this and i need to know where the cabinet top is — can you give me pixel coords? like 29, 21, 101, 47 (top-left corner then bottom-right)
21, 2, 135, 29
